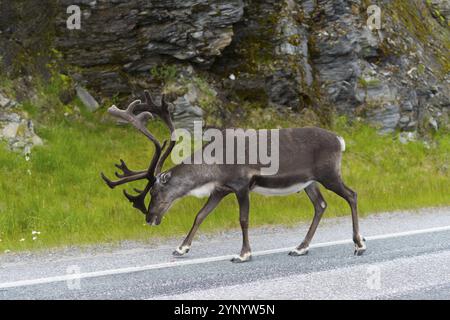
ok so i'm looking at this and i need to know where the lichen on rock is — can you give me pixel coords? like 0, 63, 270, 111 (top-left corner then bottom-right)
0, 91, 43, 154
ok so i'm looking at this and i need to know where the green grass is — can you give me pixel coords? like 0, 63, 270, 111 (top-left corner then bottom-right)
0, 106, 449, 253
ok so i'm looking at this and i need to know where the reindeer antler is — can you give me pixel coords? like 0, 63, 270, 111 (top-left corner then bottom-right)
139, 91, 175, 132
101, 92, 176, 214
137, 91, 176, 174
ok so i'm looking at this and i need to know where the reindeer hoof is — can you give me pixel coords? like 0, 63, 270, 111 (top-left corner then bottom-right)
354, 238, 367, 256
231, 253, 252, 263
288, 247, 309, 256
172, 245, 190, 257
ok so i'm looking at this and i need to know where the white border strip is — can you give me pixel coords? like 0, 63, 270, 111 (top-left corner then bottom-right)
1, 225, 450, 290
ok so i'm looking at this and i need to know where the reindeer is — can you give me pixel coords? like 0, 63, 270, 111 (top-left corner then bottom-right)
101, 91, 366, 263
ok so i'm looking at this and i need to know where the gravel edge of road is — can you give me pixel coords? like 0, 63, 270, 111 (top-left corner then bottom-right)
1, 206, 449, 265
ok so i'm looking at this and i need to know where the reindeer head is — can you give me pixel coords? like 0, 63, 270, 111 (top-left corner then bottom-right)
101, 91, 177, 225
147, 171, 175, 225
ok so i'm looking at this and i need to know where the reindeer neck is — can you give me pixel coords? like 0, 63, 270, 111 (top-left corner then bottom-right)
169, 164, 220, 198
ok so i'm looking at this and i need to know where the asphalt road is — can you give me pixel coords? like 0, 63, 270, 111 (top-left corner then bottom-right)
1, 207, 450, 300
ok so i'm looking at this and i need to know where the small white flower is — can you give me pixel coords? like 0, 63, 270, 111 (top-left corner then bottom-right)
32, 231, 41, 235
25, 155, 30, 162
32, 236, 37, 241
19, 238, 25, 242
229, 74, 236, 81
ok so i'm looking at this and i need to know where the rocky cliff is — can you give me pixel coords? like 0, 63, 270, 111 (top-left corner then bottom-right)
0, 0, 449, 143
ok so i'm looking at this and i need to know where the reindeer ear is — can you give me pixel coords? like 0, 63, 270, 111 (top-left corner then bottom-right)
160, 171, 172, 184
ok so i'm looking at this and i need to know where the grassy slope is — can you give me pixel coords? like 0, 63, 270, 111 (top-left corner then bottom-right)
0, 102, 449, 252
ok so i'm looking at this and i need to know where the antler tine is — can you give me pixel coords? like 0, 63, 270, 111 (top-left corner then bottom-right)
109, 101, 159, 148
123, 185, 150, 214
101, 171, 147, 189
126, 99, 141, 113
160, 93, 175, 132
156, 139, 176, 174
137, 91, 175, 132
155, 94, 176, 174
144, 90, 159, 109
136, 91, 158, 116
114, 159, 145, 178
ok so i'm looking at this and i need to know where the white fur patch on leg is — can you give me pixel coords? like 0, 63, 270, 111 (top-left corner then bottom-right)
173, 245, 191, 256
289, 246, 309, 256
231, 252, 252, 263
354, 238, 367, 256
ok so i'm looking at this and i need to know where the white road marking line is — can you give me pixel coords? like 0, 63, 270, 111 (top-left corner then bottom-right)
1, 225, 450, 290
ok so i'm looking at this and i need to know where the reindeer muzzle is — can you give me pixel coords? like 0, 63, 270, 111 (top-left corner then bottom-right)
147, 214, 162, 226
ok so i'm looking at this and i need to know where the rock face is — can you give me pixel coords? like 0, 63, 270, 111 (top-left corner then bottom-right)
171, 89, 204, 133
0, 0, 449, 135
54, 0, 244, 95
219, 0, 449, 132
211, 0, 449, 133
0, 92, 43, 153
213, 0, 315, 112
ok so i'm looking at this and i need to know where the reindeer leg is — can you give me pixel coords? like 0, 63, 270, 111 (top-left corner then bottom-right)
289, 183, 327, 256
173, 191, 229, 257
231, 191, 252, 263
322, 178, 366, 256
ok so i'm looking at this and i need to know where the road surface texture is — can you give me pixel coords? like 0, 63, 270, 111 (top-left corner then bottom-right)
1, 207, 449, 300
